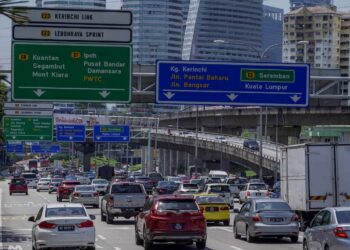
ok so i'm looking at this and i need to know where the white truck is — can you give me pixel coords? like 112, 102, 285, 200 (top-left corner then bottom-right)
281, 143, 350, 230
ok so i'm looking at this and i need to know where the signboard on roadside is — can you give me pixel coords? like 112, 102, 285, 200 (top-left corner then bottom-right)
93, 125, 130, 142
56, 124, 86, 142
156, 61, 310, 107
3, 116, 53, 141
12, 43, 131, 102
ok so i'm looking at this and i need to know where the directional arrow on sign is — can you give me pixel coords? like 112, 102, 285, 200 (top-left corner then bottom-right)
290, 95, 301, 103
39, 136, 44, 140
34, 89, 45, 97
69, 136, 73, 140
12, 136, 16, 139
164, 92, 175, 99
99, 90, 110, 98
227, 93, 238, 101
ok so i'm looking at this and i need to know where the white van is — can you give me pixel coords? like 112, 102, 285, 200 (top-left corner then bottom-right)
208, 170, 228, 181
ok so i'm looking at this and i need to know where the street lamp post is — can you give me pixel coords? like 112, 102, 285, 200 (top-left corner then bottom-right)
213, 40, 283, 180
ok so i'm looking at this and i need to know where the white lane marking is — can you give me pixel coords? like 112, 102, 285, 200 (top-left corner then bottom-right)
209, 227, 233, 233
114, 247, 122, 250
96, 244, 103, 249
12, 229, 32, 231
36, 192, 51, 203
98, 235, 107, 240
107, 227, 133, 230
230, 246, 244, 250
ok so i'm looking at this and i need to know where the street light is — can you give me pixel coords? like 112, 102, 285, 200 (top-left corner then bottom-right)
213, 39, 283, 180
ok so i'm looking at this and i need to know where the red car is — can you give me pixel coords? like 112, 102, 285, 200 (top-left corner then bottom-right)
135, 195, 207, 250
9, 178, 28, 195
56, 180, 80, 202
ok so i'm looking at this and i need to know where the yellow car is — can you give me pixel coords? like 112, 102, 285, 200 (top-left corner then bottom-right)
194, 194, 230, 226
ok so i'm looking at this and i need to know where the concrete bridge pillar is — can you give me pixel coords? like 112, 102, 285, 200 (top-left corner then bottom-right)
170, 150, 177, 176
159, 149, 166, 176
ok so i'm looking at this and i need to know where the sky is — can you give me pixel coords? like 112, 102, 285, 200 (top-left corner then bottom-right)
1, 0, 350, 70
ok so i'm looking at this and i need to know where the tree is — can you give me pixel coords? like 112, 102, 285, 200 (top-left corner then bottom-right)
0, 0, 28, 23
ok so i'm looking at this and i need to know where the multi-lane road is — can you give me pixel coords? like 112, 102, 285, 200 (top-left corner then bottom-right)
0, 180, 301, 250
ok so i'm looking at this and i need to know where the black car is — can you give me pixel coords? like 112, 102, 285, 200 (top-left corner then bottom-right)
134, 176, 153, 193
243, 139, 259, 151
153, 181, 179, 195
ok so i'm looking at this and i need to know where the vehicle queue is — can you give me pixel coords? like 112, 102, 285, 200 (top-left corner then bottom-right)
7, 168, 350, 250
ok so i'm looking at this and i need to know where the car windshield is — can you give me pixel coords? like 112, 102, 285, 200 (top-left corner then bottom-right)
135, 177, 150, 182
227, 178, 247, 185
92, 180, 108, 184
249, 184, 267, 190
63, 182, 80, 185
196, 196, 226, 204
168, 177, 181, 182
51, 178, 63, 183
149, 173, 162, 177
39, 178, 51, 182
183, 184, 198, 189
11, 179, 25, 185
111, 184, 142, 193
157, 199, 198, 211
256, 202, 291, 211
210, 185, 230, 192
336, 211, 350, 223
76, 186, 95, 192
159, 181, 177, 187
46, 207, 86, 217
22, 173, 36, 179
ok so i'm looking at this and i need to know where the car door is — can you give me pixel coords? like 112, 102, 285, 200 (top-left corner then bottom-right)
236, 202, 251, 234
33, 206, 44, 243
239, 185, 247, 201
137, 197, 153, 235
319, 210, 332, 249
306, 211, 326, 250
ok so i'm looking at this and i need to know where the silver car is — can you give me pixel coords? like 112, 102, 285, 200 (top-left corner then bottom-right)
91, 179, 109, 194
70, 185, 99, 208
303, 207, 350, 250
233, 198, 299, 243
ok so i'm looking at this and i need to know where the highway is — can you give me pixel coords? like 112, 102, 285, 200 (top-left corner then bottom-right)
0, 180, 302, 250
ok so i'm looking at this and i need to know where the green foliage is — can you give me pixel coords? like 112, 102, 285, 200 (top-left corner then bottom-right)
129, 164, 142, 172
49, 154, 69, 162
241, 129, 251, 139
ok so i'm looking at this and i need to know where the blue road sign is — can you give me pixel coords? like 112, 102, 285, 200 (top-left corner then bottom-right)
93, 125, 130, 142
56, 124, 86, 142
156, 61, 310, 107
31, 144, 60, 153
6, 144, 24, 153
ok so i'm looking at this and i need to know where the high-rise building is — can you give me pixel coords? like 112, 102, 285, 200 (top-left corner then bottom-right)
182, 0, 263, 62
121, 0, 186, 65
290, 0, 333, 10
283, 6, 341, 69
340, 13, 350, 77
36, 0, 106, 9
262, 5, 283, 63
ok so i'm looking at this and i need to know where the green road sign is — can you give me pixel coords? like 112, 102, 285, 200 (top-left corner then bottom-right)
12, 42, 131, 102
3, 116, 53, 141
241, 69, 295, 83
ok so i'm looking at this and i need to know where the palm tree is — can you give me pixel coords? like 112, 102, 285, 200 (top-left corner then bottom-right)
0, 0, 28, 23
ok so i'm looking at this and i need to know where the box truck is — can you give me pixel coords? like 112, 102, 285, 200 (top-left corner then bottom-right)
281, 143, 350, 229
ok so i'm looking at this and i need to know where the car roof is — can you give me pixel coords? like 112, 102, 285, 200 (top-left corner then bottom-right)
46, 203, 85, 209
193, 193, 219, 197
327, 207, 350, 212
154, 194, 195, 201
206, 183, 229, 186
253, 198, 286, 203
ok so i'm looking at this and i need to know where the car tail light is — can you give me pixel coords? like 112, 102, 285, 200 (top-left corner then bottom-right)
292, 214, 299, 222
252, 215, 261, 222
200, 207, 205, 213
333, 227, 348, 238
73, 192, 80, 198
220, 206, 230, 211
145, 195, 149, 200
93, 192, 99, 197
38, 221, 57, 229
265, 191, 270, 196
247, 191, 251, 196
77, 220, 94, 228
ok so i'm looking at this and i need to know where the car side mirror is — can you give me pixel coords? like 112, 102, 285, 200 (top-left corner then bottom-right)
90, 214, 96, 220
28, 216, 35, 222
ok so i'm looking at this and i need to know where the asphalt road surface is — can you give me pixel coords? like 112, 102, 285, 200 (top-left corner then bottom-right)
0, 180, 302, 250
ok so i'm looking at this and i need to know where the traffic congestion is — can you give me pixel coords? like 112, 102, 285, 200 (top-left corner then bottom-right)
2, 158, 349, 250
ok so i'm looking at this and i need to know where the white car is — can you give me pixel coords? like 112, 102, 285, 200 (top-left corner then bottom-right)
239, 182, 269, 204
91, 179, 109, 194
203, 183, 234, 208
36, 178, 51, 192
28, 203, 96, 249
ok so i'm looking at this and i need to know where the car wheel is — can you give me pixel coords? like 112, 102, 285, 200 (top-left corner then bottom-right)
106, 212, 114, 224
48, 191, 52, 194
303, 240, 308, 250
196, 240, 206, 250
36, 189, 39, 192
101, 208, 106, 221
143, 227, 153, 250
135, 226, 143, 245
290, 236, 298, 243
86, 247, 95, 250
324, 245, 329, 250
94, 204, 99, 209
233, 224, 240, 239
26, 192, 28, 195
246, 226, 255, 243
223, 220, 230, 226
58, 196, 62, 202
9, 192, 12, 196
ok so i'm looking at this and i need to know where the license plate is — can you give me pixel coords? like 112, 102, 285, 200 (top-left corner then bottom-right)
256, 193, 261, 196
173, 223, 183, 230
209, 207, 215, 212
80, 194, 91, 197
58, 225, 75, 231
270, 218, 283, 222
